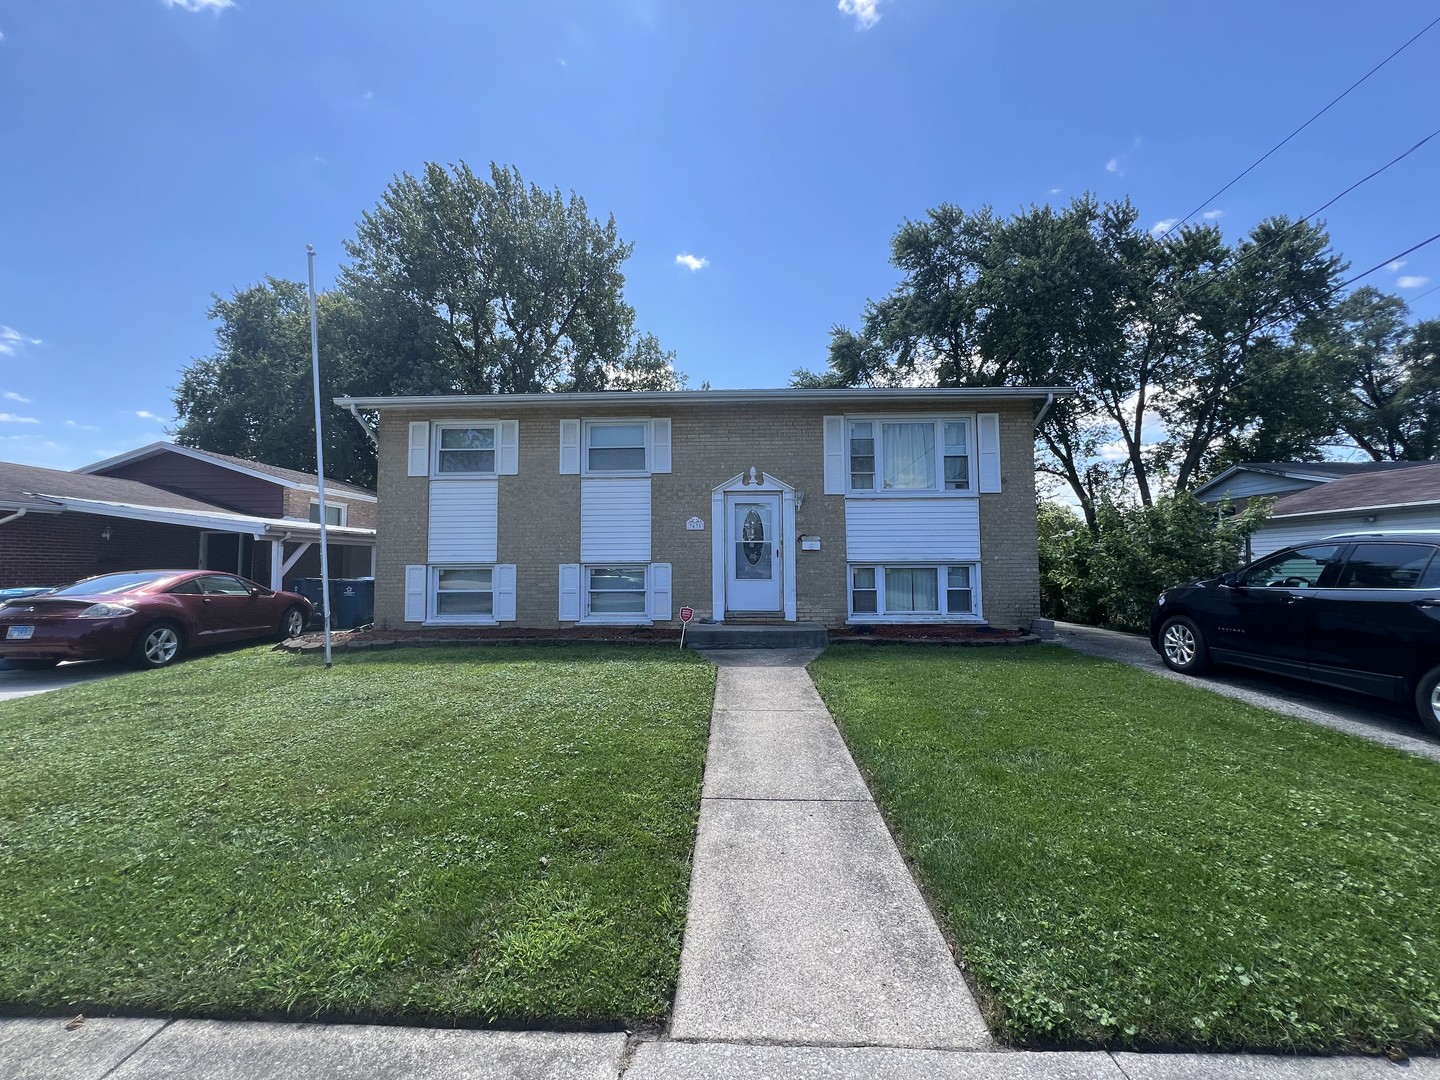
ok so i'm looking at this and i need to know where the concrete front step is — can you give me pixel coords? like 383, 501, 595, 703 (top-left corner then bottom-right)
685, 621, 829, 650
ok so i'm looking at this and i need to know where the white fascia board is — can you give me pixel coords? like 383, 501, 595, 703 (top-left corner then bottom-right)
41, 495, 376, 542
75, 442, 377, 503
334, 387, 1079, 410
1273, 499, 1440, 520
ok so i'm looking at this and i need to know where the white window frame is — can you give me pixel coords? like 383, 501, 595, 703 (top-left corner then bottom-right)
429, 565, 497, 625
308, 499, 347, 526
847, 563, 983, 623
580, 564, 651, 625
845, 414, 976, 497
432, 421, 500, 478
582, 419, 650, 476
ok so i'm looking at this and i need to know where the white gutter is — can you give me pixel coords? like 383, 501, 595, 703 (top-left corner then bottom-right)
34, 495, 376, 542
1272, 499, 1440, 521
1033, 392, 1057, 430
0, 508, 27, 527
334, 386, 1079, 410
346, 403, 378, 447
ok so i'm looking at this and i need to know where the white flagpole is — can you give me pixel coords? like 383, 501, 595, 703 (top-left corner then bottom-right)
306, 244, 333, 668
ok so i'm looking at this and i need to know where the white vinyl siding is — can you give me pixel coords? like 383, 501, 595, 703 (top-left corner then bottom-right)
845, 498, 980, 562
848, 563, 983, 622
580, 477, 652, 562
1250, 506, 1440, 560
428, 479, 498, 563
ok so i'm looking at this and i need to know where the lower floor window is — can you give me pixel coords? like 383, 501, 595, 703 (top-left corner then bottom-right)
849, 564, 977, 618
434, 566, 493, 617
587, 566, 647, 617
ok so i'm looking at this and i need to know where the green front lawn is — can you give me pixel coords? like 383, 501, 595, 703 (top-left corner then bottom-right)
0, 645, 714, 1026
810, 644, 1440, 1054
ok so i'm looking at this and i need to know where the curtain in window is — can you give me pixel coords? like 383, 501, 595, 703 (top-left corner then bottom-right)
885, 567, 939, 612
883, 423, 936, 489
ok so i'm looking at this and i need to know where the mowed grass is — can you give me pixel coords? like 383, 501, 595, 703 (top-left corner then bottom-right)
810, 644, 1440, 1054
0, 645, 714, 1026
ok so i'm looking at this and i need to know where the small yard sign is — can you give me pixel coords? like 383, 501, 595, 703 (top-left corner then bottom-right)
679, 606, 695, 649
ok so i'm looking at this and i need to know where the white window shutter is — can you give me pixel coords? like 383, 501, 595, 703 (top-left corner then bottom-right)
558, 563, 581, 621
407, 422, 430, 477
559, 420, 581, 474
823, 415, 845, 494
978, 413, 1002, 493
650, 562, 672, 621
498, 420, 520, 475
404, 565, 427, 622
494, 564, 517, 621
650, 418, 672, 473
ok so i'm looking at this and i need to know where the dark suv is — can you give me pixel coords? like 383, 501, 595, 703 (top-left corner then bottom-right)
1150, 532, 1440, 735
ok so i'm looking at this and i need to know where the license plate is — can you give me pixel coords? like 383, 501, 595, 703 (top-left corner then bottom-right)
6, 625, 34, 640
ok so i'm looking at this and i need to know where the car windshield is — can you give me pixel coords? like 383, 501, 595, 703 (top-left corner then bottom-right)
49, 572, 175, 596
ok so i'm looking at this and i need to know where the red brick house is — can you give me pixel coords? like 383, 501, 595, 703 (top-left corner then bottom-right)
0, 443, 375, 590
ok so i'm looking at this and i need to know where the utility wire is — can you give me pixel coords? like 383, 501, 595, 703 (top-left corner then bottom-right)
1157, 13, 1440, 240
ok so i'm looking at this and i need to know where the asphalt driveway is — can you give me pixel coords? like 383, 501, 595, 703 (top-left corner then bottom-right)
0, 659, 131, 702
1054, 621, 1440, 763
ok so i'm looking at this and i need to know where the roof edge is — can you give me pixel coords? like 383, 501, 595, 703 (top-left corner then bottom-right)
1273, 498, 1440, 520
334, 387, 1079, 410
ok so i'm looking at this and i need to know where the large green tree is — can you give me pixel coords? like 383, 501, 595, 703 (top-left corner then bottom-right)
174, 162, 681, 485
800, 196, 1344, 526
1295, 287, 1440, 461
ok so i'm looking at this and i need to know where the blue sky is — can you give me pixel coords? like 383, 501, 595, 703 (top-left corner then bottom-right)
1, 0, 1437, 470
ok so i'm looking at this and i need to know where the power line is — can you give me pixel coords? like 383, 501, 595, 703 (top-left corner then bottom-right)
1407, 281, 1440, 304
1157, 13, 1440, 240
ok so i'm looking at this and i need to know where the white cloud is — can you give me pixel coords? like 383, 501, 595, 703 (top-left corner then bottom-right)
136, 410, 168, 422
65, 420, 100, 432
838, 0, 882, 29
1150, 219, 1178, 237
1397, 275, 1430, 289
1105, 158, 1119, 173
1048, 187, 1062, 194
0, 325, 41, 356
675, 253, 709, 272
1202, 210, 1224, 220
161, 0, 235, 11
3, 391, 30, 403
1388, 260, 1407, 273
0, 413, 39, 424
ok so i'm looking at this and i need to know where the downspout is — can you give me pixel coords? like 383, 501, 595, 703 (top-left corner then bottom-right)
346, 403, 378, 447
1033, 392, 1056, 430
0, 508, 27, 527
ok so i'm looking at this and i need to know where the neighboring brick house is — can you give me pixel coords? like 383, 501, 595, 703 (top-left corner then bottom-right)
337, 388, 1071, 632
0, 443, 376, 589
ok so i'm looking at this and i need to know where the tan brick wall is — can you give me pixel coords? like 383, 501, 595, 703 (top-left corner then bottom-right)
280, 487, 378, 530
372, 399, 1041, 631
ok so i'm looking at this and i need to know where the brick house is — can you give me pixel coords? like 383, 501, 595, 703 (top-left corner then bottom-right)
0, 443, 376, 590
338, 388, 1070, 633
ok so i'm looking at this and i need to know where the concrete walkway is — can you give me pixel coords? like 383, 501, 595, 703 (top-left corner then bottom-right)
669, 648, 990, 1050
1054, 621, 1440, 764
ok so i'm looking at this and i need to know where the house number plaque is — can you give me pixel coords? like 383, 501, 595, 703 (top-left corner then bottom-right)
685, 516, 705, 531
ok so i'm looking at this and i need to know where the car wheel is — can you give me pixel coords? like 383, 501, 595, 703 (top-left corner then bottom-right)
1158, 615, 1212, 675
8, 658, 59, 671
131, 622, 183, 670
278, 605, 308, 640
1415, 665, 1440, 738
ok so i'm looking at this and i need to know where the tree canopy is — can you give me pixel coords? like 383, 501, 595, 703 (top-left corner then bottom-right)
173, 162, 682, 485
798, 195, 1363, 527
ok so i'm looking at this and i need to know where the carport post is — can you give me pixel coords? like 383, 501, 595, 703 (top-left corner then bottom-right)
307, 244, 333, 668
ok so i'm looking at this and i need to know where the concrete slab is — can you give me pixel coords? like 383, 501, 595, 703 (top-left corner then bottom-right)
670, 798, 990, 1049
1110, 1053, 1440, 1079
109, 1021, 626, 1080
702, 709, 871, 801
629, 1042, 1122, 1079
0, 1017, 167, 1080
714, 667, 827, 712
0, 661, 130, 704
705, 649, 821, 669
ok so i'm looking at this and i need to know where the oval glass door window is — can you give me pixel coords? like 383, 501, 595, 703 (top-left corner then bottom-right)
734, 502, 773, 581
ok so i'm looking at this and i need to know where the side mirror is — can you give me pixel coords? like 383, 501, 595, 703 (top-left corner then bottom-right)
1220, 572, 1239, 587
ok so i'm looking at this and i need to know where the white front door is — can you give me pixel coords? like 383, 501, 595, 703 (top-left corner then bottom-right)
725, 493, 783, 613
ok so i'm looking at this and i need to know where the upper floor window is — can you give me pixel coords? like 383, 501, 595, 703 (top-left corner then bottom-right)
585, 421, 647, 474
847, 417, 972, 493
435, 424, 497, 475
308, 501, 346, 526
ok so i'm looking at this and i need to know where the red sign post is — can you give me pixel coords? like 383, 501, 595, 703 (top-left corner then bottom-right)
679, 606, 695, 648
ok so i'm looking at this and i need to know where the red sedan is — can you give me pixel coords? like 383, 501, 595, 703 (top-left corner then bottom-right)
0, 570, 313, 671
